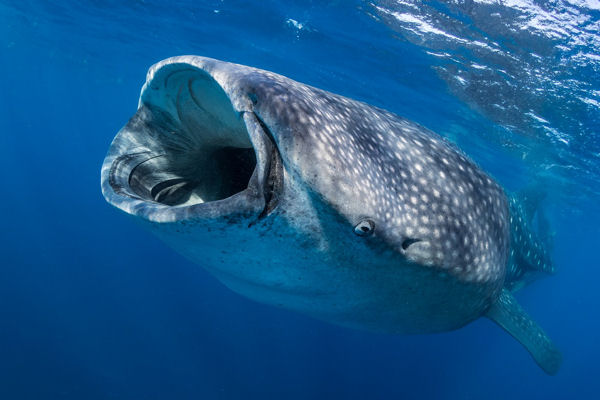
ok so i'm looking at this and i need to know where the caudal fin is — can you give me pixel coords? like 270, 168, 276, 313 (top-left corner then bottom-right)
485, 289, 562, 375
505, 183, 556, 290
516, 182, 555, 253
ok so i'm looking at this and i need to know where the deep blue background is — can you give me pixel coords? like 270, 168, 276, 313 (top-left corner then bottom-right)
1, 1, 599, 399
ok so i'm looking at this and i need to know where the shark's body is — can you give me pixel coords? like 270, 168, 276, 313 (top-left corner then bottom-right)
101, 56, 560, 374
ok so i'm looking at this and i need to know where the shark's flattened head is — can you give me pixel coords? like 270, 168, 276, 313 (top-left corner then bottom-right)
101, 56, 560, 374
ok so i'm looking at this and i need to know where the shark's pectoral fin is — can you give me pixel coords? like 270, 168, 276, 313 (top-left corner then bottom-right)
485, 289, 562, 375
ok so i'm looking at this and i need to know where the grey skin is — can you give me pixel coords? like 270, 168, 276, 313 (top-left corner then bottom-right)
101, 56, 561, 374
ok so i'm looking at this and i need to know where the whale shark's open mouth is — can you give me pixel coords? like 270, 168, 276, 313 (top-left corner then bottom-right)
102, 64, 279, 222
128, 144, 256, 206
124, 98, 258, 208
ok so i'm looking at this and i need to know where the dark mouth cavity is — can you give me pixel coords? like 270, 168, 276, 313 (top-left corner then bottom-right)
128, 146, 256, 206
123, 72, 259, 207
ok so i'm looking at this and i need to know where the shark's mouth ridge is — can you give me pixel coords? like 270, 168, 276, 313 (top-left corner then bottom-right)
102, 64, 277, 222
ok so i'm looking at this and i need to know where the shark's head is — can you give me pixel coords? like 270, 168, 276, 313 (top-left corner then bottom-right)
101, 56, 509, 333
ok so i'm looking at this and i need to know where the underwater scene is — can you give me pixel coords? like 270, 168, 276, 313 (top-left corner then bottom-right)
1, 1, 599, 399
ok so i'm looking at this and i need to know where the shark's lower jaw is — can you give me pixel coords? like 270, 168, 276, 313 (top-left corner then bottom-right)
102, 66, 276, 222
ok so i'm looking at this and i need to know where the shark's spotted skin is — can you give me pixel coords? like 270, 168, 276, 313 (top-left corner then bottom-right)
101, 56, 560, 374
250, 78, 510, 286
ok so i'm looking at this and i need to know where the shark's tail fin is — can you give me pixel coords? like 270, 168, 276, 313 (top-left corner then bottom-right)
516, 183, 555, 253
505, 182, 556, 291
486, 289, 562, 375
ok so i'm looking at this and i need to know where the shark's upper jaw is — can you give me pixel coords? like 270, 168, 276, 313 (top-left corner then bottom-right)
101, 67, 280, 223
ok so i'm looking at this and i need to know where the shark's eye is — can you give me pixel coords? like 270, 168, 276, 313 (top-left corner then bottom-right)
354, 219, 375, 237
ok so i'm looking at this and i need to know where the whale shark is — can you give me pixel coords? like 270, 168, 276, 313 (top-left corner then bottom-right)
101, 56, 561, 374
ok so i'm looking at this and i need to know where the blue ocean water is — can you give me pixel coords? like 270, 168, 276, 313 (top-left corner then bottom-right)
1, 0, 599, 398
